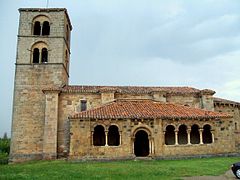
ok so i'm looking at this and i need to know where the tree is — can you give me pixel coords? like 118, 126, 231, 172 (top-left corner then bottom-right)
3, 132, 8, 139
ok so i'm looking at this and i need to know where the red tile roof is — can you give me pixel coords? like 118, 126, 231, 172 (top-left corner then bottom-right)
70, 100, 230, 119
60, 85, 202, 94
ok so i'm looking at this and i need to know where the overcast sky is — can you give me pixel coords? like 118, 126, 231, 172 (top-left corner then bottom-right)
1, 0, 240, 136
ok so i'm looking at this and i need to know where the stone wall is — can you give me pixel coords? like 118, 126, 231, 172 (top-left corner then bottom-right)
214, 104, 240, 151
162, 118, 235, 157
57, 91, 236, 158
69, 117, 235, 159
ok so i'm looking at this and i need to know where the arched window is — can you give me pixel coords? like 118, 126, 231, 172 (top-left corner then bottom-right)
165, 125, 175, 145
190, 124, 200, 144
93, 125, 105, 146
41, 48, 48, 63
33, 21, 41, 35
31, 42, 48, 64
32, 16, 50, 36
203, 124, 212, 144
33, 48, 40, 63
42, 21, 50, 36
108, 125, 120, 146
178, 125, 187, 145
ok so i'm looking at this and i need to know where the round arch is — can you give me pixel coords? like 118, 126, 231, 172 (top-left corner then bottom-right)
163, 124, 176, 131
132, 124, 153, 137
91, 123, 106, 132
32, 14, 51, 24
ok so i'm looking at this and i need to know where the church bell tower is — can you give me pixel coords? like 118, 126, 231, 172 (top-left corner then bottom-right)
10, 8, 72, 162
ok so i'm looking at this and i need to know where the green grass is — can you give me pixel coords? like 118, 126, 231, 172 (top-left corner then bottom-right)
0, 157, 239, 180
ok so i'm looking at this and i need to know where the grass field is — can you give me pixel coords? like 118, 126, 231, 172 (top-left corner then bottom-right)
0, 157, 239, 180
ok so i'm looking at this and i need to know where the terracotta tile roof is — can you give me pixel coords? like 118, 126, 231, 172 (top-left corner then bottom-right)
214, 97, 240, 106
60, 85, 202, 94
70, 100, 231, 119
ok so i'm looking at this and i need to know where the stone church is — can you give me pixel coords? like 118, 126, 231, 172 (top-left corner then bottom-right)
10, 8, 240, 162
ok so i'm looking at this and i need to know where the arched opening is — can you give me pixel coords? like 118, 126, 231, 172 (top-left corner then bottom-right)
93, 125, 105, 146
42, 21, 50, 36
165, 125, 175, 145
33, 48, 40, 63
178, 125, 187, 145
203, 124, 212, 144
41, 48, 48, 63
134, 130, 149, 157
33, 21, 41, 35
108, 125, 120, 146
190, 124, 200, 144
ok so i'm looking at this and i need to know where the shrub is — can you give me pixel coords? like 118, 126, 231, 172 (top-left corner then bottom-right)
0, 135, 10, 165
0, 152, 8, 165
0, 138, 10, 154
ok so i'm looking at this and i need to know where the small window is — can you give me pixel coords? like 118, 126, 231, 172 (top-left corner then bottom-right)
42, 21, 50, 36
33, 21, 41, 35
80, 100, 87, 111
33, 48, 40, 63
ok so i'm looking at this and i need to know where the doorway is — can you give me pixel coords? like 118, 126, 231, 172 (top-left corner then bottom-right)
134, 130, 149, 157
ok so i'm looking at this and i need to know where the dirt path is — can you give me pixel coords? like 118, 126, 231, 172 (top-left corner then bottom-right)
183, 170, 236, 180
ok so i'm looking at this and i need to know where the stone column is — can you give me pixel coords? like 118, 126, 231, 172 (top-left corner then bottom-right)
91, 131, 94, 146
211, 130, 215, 143
175, 130, 179, 145
150, 138, 154, 155
163, 131, 166, 145
187, 129, 191, 145
132, 137, 135, 155
119, 131, 122, 146
105, 131, 108, 146
149, 137, 152, 155
199, 128, 203, 144
42, 90, 60, 159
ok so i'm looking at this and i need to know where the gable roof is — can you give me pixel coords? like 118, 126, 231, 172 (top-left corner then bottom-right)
70, 100, 230, 120
61, 85, 203, 94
